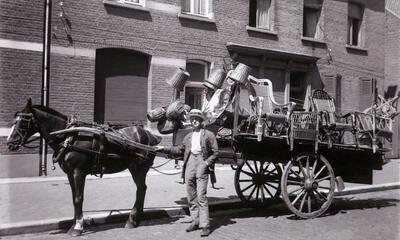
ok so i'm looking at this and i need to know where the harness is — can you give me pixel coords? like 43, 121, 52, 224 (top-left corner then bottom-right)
51, 118, 153, 177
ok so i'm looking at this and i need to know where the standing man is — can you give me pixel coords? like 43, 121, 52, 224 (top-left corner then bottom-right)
155, 109, 218, 237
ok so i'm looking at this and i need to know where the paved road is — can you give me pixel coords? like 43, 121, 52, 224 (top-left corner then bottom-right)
1, 159, 399, 225
2, 189, 399, 240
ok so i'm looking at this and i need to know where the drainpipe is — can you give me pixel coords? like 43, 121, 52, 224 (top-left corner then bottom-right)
40, 0, 52, 176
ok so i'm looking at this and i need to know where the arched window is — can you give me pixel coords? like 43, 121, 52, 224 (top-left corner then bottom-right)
184, 60, 209, 110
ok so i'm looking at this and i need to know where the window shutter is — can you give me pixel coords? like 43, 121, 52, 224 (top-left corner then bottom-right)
336, 74, 342, 110
322, 74, 336, 98
359, 77, 373, 111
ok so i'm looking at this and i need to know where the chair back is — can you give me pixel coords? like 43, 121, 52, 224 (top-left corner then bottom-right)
310, 89, 336, 125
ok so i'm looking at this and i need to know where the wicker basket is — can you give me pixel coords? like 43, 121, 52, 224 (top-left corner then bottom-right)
157, 118, 182, 134
166, 101, 190, 120
147, 107, 166, 122
204, 68, 226, 90
228, 63, 251, 84
166, 68, 190, 91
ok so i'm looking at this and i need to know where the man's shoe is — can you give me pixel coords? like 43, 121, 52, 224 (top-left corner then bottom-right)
186, 224, 199, 232
200, 227, 210, 237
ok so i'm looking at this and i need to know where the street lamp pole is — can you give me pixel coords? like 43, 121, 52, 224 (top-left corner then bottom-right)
40, 0, 52, 176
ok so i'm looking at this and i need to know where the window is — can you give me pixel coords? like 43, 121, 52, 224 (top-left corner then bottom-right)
181, 0, 213, 18
118, 0, 145, 7
303, 0, 323, 39
249, 0, 272, 29
348, 3, 364, 46
184, 61, 209, 110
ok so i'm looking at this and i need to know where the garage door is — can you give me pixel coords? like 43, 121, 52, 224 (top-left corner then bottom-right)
95, 48, 149, 125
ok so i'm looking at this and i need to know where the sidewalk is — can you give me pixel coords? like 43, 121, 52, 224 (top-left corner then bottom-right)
0, 157, 399, 235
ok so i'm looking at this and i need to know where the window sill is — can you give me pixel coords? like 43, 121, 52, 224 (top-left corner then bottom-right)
178, 13, 215, 23
103, 0, 150, 12
246, 26, 278, 36
301, 36, 326, 45
345, 44, 368, 53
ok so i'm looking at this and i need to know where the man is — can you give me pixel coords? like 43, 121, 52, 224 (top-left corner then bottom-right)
155, 109, 218, 237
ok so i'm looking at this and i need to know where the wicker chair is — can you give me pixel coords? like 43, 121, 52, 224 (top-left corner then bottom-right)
310, 89, 354, 147
354, 111, 393, 152
247, 75, 296, 140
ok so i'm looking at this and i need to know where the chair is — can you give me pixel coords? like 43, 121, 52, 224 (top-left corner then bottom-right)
363, 95, 399, 119
310, 89, 354, 147
354, 112, 393, 152
246, 75, 296, 140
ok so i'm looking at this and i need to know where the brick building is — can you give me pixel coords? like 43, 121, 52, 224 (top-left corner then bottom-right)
0, 0, 393, 177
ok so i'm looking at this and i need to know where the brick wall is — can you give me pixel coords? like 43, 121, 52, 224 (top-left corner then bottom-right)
0, 0, 388, 176
385, 11, 400, 90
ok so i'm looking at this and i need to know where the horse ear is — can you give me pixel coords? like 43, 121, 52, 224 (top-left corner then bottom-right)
26, 98, 33, 110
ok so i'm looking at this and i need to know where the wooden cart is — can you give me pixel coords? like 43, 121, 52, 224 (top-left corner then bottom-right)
174, 75, 395, 219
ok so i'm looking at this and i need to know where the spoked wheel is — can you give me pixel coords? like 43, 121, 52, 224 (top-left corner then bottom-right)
234, 160, 282, 206
281, 152, 335, 218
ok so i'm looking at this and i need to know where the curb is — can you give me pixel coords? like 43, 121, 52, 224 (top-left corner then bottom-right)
1, 182, 399, 236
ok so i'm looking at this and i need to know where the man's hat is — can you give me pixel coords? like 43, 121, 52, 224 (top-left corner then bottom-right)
188, 109, 205, 121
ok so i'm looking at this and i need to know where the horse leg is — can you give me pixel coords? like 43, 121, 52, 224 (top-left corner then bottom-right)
125, 164, 150, 229
66, 173, 77, 235
69, 168, 87, 236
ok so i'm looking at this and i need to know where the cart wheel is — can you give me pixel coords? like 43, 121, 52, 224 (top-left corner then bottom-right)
234, 160, 282, 206
281, 152, 335, 218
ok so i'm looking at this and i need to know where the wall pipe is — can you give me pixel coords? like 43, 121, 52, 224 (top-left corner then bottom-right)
40, 0, 52, 176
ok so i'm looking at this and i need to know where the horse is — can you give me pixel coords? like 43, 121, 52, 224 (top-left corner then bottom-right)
6, 99, 161, 236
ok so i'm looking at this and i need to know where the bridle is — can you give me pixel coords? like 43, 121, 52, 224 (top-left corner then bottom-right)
8, 113, 40, 148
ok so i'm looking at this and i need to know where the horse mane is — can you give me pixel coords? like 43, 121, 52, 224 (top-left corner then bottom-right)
32, 105, 68, 120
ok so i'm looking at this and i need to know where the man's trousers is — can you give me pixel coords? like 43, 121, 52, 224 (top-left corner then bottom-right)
185, 153, 210, 228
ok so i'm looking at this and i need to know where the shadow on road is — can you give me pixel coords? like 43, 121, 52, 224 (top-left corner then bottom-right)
209, 196, 399, 232
49, 195, 399, 236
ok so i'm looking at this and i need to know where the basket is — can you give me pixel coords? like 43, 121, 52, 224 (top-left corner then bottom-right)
166, 101, 191, 120
147, 107, 166, 122
157, 118, 182, 134
228, 63, 251, 84
291, 112, 318, 140
204, 68, 226, 90
166, 68, 190, 91
290, 112, 319, 151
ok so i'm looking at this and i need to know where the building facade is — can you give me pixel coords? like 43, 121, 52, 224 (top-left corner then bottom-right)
0, 0, 390, 177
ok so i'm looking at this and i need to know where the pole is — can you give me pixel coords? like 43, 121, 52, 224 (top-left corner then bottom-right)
40, 0, 52, 176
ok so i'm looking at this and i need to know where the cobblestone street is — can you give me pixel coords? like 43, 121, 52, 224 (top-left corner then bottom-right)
3, 189, 399, 240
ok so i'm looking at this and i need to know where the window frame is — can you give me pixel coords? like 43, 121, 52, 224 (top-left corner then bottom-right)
249, 0, 274, 31
181, 0, 214, 19
118, 0, 145, 7
347, 2, 364, 47
184, 60, 210, 110
302, 0, 324, 40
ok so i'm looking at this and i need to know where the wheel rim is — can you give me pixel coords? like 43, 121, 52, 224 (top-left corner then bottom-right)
281, 153, 335, 218
234, 160, 281, 205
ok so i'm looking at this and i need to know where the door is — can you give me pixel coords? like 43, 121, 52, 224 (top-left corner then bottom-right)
95, 48, 150, 125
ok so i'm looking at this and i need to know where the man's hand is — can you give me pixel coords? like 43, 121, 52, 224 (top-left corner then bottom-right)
154, 146, 165, 152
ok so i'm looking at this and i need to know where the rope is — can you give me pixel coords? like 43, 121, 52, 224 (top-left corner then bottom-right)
151, 158, 175, 168
150, 167, 182, 175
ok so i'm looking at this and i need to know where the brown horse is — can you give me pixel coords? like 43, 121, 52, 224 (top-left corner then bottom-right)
6, 99, 161, 236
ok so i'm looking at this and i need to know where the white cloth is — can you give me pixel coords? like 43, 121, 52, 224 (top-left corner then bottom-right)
191, 130, 202, 154
202, 88, 233, 125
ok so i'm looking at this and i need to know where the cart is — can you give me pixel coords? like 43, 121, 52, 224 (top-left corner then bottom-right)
174, 74, 396, 219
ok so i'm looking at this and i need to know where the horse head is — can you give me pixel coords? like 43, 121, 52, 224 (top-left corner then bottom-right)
7, 98, 67, 151
7, 99, 39, 151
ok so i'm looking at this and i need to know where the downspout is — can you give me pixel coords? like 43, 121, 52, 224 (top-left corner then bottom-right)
40, 0, 52, 176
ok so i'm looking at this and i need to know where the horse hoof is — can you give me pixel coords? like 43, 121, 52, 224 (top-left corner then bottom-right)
70, 229, 83, 237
